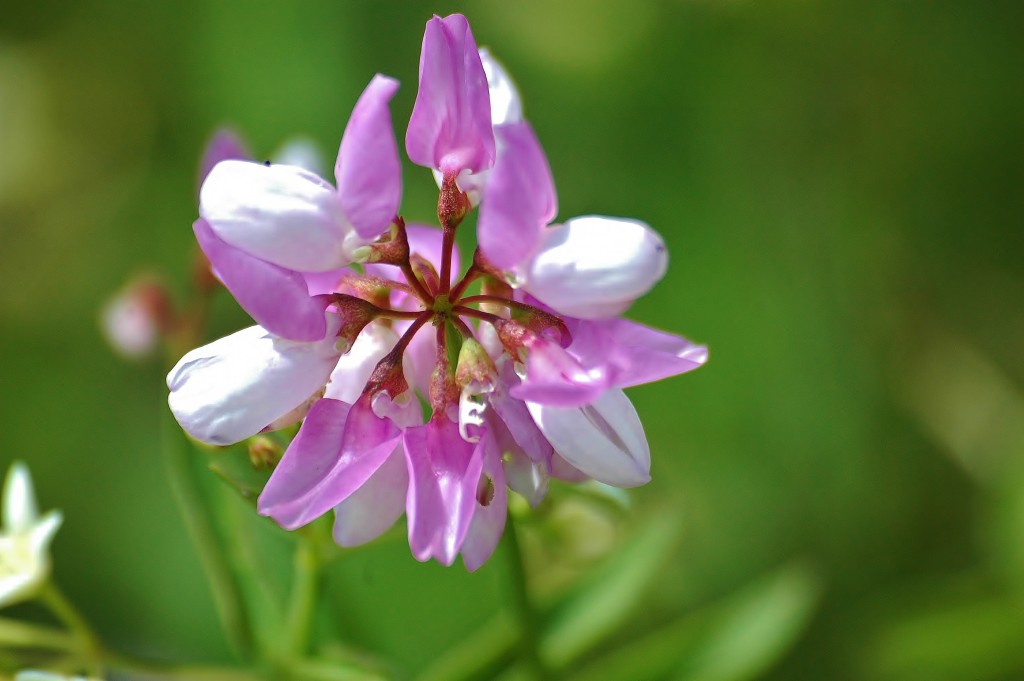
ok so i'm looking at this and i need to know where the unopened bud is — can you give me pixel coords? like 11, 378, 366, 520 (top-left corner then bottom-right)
330, 294, 381, 354
455, 338, 498, 392
410, 254, 440, 294
100, 276, 175, 360
438, 174, 471, 229
362, 220, 409, 265
248, 436, 283, 469
362, 345, 410, 403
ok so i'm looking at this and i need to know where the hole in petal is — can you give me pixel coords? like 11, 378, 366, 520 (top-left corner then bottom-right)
476, 474, 495, 507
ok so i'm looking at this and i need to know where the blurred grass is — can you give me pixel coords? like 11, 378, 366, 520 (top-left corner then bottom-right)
1, 0, 1022, 679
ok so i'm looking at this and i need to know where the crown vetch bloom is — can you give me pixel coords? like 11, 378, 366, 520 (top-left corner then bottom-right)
167, 13, 707, 570
0, 463, 62, 607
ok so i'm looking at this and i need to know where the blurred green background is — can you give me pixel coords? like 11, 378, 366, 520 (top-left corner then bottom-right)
2, 0, 1022, 679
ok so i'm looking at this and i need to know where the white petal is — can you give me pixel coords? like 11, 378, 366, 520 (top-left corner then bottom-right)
28, 510, 62, 555
3, 462, 38, 533
323, 323, 398, 404
517, 216, 668, 319
332, 446, 408, 547
480, 48, 523, 126
527, 389, 651, 487
167, 325, 340, 446
200, 160, 353, 272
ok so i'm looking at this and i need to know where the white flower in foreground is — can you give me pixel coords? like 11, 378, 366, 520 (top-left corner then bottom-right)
0, 462, 62, 608
16, 672, 102, 681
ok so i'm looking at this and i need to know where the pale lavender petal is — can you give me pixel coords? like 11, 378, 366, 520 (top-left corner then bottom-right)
336, 75, 402, 239
406, 14, 494, 174
491, 360, 554, 464
199, 129, 249, 186
399, 316, 437, 397
194, 219, 330, 342
259, 395, 402, 529
461, 435, 508, 571
405, 419, 484, 565
323, 323, 399, 404
480, 48, 523, 126
477, 122, 557, 269
517, 216, 668, 319
510, 337, 610, 408
486, 409, 549, 507
332, 445, 408, 547
167, 325, 340, 446
527, 389, 651, 487
200, 160, 353, 272
550, 453, 589, 483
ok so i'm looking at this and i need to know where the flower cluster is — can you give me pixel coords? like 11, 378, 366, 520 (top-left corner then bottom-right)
167, 14, 706, 570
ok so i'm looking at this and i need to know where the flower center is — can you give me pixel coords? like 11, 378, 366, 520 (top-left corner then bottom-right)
345, 183, 571, 418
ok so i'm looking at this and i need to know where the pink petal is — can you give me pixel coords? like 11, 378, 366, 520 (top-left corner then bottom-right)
336, 75, 402, 239
477, 122, 557, 269
258, 395, 402, 529
406, 14, 494, 175
509, 336, 610, 408
200, 160, 352, 273
258, 398, 350, 522
332, 445, 408, 547
302, 268, 352, 296
404, 418, 484, 565
460, 434, 508, 571
194, 219, 330, 342
199, 129, 249, 186
571, 318, 708, 389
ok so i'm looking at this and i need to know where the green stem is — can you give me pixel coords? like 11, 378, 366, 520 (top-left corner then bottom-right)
164, 415, 253, 659
284, 535, 321, 659
503, 523, 549, 681
38, 582, 103, 675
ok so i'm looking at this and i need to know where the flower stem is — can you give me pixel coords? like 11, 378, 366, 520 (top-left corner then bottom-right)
164, 414, 254, 660
448, 264, 480, 301
283, 535, 321, 659
439, 225, 455, 295
453, 305, 503, 327
502, 523, 549, 681
38, 581, 103, 675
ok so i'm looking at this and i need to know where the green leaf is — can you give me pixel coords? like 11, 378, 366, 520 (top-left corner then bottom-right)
541, 513, 680, 670
565, 562, 820, 681
414, 611, 519, 681
672, 562, 822, 681
0, 616, 76, 650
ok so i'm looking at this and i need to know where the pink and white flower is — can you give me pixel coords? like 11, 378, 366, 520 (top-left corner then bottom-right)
167, 13, 707, 570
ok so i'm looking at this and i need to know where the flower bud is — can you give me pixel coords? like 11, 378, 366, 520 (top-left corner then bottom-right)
100, 276, 174, 360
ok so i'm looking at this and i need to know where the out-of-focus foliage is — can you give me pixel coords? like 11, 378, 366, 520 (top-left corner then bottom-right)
0, 1, 1021, 679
